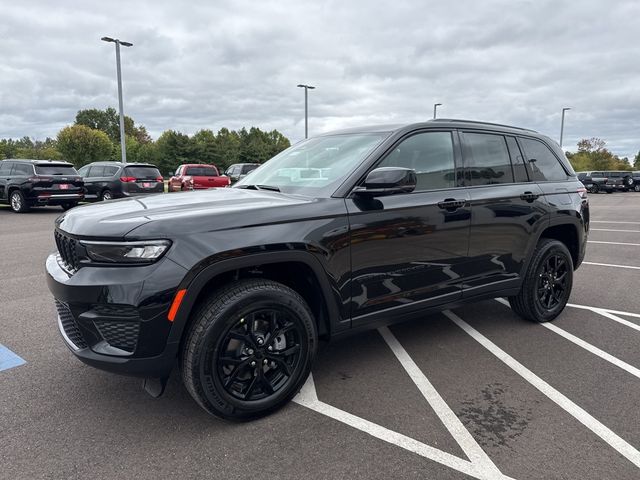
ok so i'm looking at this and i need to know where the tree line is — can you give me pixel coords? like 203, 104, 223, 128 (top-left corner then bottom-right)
0, 107, 291, 175
566, 137, 640, 172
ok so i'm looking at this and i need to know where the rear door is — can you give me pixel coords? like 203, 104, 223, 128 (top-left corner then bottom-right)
33, 164, 83, 195
347, 129, 471, 325
0, 161, 14, 200
461, 131, 548, 296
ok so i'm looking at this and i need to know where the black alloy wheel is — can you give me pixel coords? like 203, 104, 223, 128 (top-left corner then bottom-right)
508, 238, 573, 322
181, 279, 317, 420
216, 309, 303, 401
535, 254, 569, 311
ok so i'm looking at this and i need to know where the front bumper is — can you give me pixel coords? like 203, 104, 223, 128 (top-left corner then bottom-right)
46, 252, 187, 378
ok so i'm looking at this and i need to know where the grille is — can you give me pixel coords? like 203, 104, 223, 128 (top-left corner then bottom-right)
94, 320, 140, 352
55, 300, 87, 349
91, 304, 139, 318
54, 230, 80, 273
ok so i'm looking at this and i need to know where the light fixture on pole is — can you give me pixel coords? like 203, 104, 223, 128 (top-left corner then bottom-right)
297, 84, 316, 139
433, 103, 442, 119
102, 36, 133, 163
560, 107, 571, 149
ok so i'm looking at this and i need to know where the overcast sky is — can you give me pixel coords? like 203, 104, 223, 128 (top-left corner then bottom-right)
1, 0, 639, 157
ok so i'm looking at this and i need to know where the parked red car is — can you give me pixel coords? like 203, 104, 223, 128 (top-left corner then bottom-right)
168, 164, 230, 192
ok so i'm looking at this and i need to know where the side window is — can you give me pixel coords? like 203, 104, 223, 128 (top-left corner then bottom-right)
378, 131, 456, 191
519, 137, 568, 181
13, 163, 33, 176
90, 166, 105, 177
104, 166, 118, 176
78, 165, 89, 177
0, 162, 13, 176
462, 133, 513, 185
505, 136, 529, 182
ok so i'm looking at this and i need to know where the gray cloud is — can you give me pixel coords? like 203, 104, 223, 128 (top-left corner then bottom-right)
0, 0, 638, 158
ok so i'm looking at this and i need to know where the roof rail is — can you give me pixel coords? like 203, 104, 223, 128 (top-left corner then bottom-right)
430, 118, 537, 133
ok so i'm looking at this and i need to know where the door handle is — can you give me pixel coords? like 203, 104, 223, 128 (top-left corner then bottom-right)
520, 191, 540, 202
437, 198, 466, 210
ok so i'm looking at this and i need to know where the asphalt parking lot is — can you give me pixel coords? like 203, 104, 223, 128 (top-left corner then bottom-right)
1, 193, 640, 480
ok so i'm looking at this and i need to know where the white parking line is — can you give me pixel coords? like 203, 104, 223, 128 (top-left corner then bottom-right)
590, 228, 640, 233
591, 221, 640, 224
378, 326, 505, 478
443, 309, 640, 469
582, 261, 640, 270
588, 240, 640, 246
293, 374, 514, 480
494, 298, 640, 378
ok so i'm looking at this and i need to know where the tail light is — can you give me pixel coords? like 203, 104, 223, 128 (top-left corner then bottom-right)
120, 176, 136, 183
28, 177, 51, 183
156, 177, 163, 182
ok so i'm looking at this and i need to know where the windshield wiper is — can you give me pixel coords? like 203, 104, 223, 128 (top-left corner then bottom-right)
236, 184, 281, 192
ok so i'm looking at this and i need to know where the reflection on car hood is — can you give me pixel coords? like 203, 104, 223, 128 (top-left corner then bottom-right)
56, 188, 315, 238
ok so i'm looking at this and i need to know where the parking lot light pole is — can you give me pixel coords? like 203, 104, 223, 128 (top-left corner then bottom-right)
560, 107, 571, 149
297, 84, 315, 139
433, 103, 442, 119
102, 36, 133, 163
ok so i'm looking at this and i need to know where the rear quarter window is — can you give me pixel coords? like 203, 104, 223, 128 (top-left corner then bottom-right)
518, 137, 568, 182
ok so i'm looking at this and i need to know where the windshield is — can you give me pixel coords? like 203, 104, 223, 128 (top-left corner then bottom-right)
124, 166, 161, 179
35, 165, 78, 175
185, 166, 219, 176
234, 133, 387, 196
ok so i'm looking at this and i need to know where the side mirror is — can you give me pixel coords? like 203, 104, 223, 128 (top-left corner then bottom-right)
353, 167, 417, 197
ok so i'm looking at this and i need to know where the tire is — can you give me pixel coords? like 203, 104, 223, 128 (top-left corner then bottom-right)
635, 184, 640, 192
181, 279, 317, 420
624, 176, 634, 187
9, 190, 29, 213
101, 189, 112, 201
60, 202, 78, 211
590, 184, 599, 194
508, 239, 573, 323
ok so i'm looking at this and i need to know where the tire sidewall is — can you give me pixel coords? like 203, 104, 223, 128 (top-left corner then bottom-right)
188, 283, 316, 419
10, 190, 26, 212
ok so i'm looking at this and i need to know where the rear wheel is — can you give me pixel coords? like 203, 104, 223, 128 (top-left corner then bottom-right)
181, 279, 317, 420
9, 190, 29, 213
508, 239, 573, 322
635, 184, 640, 192
101, 189, 112, 201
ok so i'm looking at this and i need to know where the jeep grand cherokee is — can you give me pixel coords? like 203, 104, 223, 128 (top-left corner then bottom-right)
46, 119, 589, 420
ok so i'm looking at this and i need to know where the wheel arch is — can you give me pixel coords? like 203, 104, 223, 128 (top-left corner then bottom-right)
539, 222, 582, 269
168, 251, 342, 349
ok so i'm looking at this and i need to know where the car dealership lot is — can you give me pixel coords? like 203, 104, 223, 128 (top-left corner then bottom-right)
1, 194, 640, 480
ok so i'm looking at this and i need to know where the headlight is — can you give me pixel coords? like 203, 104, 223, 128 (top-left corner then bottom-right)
80, 240, 171, 264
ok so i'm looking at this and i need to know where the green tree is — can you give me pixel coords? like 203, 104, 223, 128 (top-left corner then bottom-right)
56, 125, 113, 167
215, 128, 241, 168
156, 130, 193, 174
75, 107, 149, 145
191, 129, 219, 165
566, 137, 630, 171
634, 151, 640, 169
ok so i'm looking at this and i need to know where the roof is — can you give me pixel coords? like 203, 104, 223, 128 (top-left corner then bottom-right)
84, 161, 158, 167
319, 119, 539, 136
1, 158, 73, 165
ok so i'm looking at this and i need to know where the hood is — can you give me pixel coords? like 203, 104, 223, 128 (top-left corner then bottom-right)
56, 188, 315, 238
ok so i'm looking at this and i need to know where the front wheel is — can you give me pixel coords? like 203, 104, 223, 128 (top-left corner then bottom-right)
508, 239, 573, 322
181, 279, 317, 420
590, 184, 599, 194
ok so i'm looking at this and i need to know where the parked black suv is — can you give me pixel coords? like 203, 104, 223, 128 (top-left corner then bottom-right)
46, 120, 589, 420
0, 159, 83, 212
77, 162, 164, 201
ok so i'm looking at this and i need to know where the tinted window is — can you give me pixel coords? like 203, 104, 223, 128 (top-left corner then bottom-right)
13, 163, 34, 176
124, 166, 161, 178
378, 131, 456, 191
462, 133, 513, 185
242, 164, 259, 174
104, 166, 119, 176
185, 166, 218, 176
505, 136, 528, 182
78, 165, 89, 177
0, 162, 13, 176
519, 138, 568, 181
35, 165, 77, 175
88, 166, 105, 177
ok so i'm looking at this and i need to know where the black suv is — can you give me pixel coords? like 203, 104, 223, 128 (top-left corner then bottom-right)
0, 159, 83, 212
77, 162, 164, 201
46, 120, 589, 420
